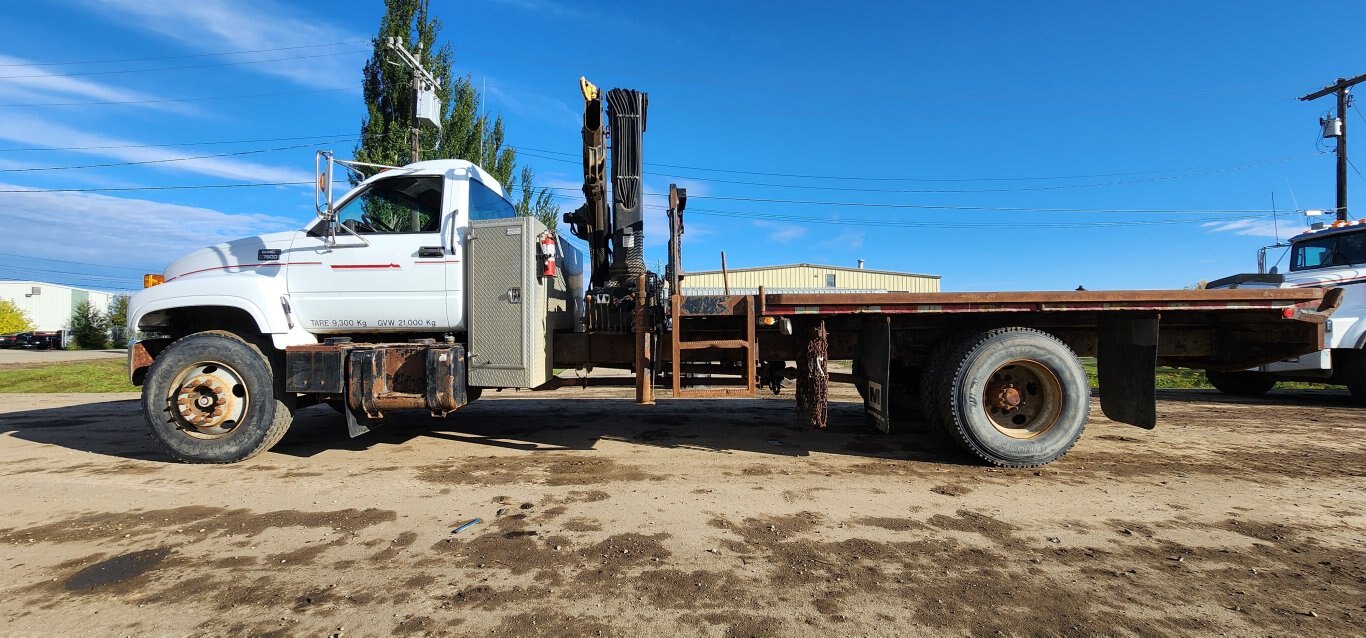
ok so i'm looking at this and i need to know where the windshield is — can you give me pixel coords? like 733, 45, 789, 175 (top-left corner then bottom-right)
1290, 228, 1366, 271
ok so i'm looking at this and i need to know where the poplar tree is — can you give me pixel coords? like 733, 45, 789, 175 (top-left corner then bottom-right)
354, 0, 556, 227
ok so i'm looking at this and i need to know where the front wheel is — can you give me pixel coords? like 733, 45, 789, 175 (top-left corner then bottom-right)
1206, 370, 1276, 397
141, 331, 294, 463
933, 328, 1090, 467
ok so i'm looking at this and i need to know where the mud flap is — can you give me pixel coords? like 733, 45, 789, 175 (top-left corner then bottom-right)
345, 403, 378, 438
345, 349, 383, 438
859, 317, 892, 433
1098, 314, 1158, 429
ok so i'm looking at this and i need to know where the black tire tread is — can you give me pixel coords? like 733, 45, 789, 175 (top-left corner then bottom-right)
944, 327, 1086, 468
143, 330, 293, 464
1205, 370, 1276, 397
920, 334, 966, 437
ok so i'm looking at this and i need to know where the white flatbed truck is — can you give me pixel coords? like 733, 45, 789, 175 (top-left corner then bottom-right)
126, 81, 1339, 466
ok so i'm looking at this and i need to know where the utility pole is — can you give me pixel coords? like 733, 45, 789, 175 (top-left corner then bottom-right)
385, 37, 441, 165
1300, 72, 1366, 222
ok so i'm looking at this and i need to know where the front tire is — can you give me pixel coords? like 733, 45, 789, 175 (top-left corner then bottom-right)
935, 328, 1090, 467
1206, 370, 1276, 397
141, 331, 294, 463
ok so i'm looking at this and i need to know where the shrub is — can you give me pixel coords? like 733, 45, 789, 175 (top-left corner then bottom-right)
69, 301, 110, 349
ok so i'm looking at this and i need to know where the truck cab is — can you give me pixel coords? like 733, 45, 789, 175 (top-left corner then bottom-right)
126, 157, 583, 463
131, 159, 523, 351
1206, 221, 1366, 398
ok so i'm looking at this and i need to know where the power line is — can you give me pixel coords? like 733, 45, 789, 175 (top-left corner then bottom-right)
0, 40, 369, 67
0, 252, 154, 272
686, 193, 1278, 214
0, 181, 310, 193
0, 264, 140, 282
0, 133, 360, 153
509, 182, 1276, 214
681, 206, 1271, 228
514, 144, 1321, 184
0, 87, 352, 109
516, 148, 1321, 195
0, 49, 369, 80
0, 139, 355, 173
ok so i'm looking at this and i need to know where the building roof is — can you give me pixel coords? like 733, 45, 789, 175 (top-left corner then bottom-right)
685, 263, 940, 279
0, 280, 121, 295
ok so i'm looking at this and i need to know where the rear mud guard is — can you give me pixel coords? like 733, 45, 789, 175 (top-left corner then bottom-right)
1098, 314, 1159, 429
858, 317, 892, 433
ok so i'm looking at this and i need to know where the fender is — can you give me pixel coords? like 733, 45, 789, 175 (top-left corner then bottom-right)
129, 274, 316, 349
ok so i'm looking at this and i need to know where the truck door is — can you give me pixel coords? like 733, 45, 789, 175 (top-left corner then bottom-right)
289, 175, 451, 333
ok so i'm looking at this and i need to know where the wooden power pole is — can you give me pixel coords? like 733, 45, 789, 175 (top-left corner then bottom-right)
385, 37, 441, 165
1300, 73, 1366, 222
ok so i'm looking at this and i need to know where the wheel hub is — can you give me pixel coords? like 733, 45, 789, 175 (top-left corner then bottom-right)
167, 363, 248, 438
981, 361, 1063, 440
175, 375, 234, 428
991, 383, 1024, 411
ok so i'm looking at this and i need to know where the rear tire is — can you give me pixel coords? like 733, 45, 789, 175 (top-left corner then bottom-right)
1206, 370, 1276, 397
939, 328, 1089, 467
141, 331, 294, 463
920, 335, 966, 437
1340, 350, 1366, 403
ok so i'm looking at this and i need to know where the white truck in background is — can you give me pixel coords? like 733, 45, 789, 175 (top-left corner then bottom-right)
1206, 220, 1366, 399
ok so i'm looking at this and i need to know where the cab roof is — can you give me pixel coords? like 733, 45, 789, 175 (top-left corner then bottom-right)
358, 159, 506, 198
1290, 220, 1366, 243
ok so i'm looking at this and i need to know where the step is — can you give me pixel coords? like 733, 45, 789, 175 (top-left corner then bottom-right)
676, 339, 751, 350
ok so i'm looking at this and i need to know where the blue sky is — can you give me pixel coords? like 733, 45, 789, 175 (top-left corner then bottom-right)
0, 0, 1361, 292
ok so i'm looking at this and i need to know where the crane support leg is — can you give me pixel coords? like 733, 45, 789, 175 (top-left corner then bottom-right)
796, 319, 829, 429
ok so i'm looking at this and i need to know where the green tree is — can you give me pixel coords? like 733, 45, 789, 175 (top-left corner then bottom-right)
106, 294, 130, 348
0, 299, 34, 334
512, 165, 558, 229
69, 301, 110, 350
354, 0, 555, 227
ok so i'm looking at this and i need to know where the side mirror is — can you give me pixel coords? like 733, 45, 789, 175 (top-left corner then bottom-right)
1268, 266, 1279, 274
315, 151, 335, 220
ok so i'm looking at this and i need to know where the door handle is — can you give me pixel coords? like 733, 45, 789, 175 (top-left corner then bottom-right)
418, 246, 444, 258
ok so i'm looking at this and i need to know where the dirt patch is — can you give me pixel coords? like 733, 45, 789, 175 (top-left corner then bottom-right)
926, 509, 1018, 545
415, 454, 658, 486
0, 506, 396, 545
64, 548, 171, 591
491, 610, 613, 637
930, 483, 973, 496
850, 516, 928, 532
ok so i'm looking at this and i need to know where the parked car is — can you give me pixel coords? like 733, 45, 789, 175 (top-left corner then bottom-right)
15, 332, 61, 350
0, 333, 19, 348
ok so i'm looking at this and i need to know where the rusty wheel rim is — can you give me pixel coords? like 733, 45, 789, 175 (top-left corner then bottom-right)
167, 361, 248, 439
981, 359, 1062, 440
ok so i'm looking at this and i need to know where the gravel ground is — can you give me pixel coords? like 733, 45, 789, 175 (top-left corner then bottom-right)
0, 384, 1362, 637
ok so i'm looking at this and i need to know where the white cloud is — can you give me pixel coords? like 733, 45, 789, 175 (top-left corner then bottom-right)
0, 183, 302, 271
819, 229, 866, 251
79, 0, 367, 90
487, 83, 579, 130
0, 54, 189, 113
1202, 218, 1284, 238
752, 220, 807, 244
0, 113, 314, 183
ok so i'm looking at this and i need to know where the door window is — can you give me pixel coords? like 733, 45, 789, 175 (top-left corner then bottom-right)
469, 179, 516, 220
335, 176, 443, 234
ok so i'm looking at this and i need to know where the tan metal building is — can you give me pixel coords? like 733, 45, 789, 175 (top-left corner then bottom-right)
679, 263, 940, 294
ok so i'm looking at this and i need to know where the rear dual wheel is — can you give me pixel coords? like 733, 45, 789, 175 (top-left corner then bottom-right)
1206, 370, 1276, 397
923, 328, 1089, 467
